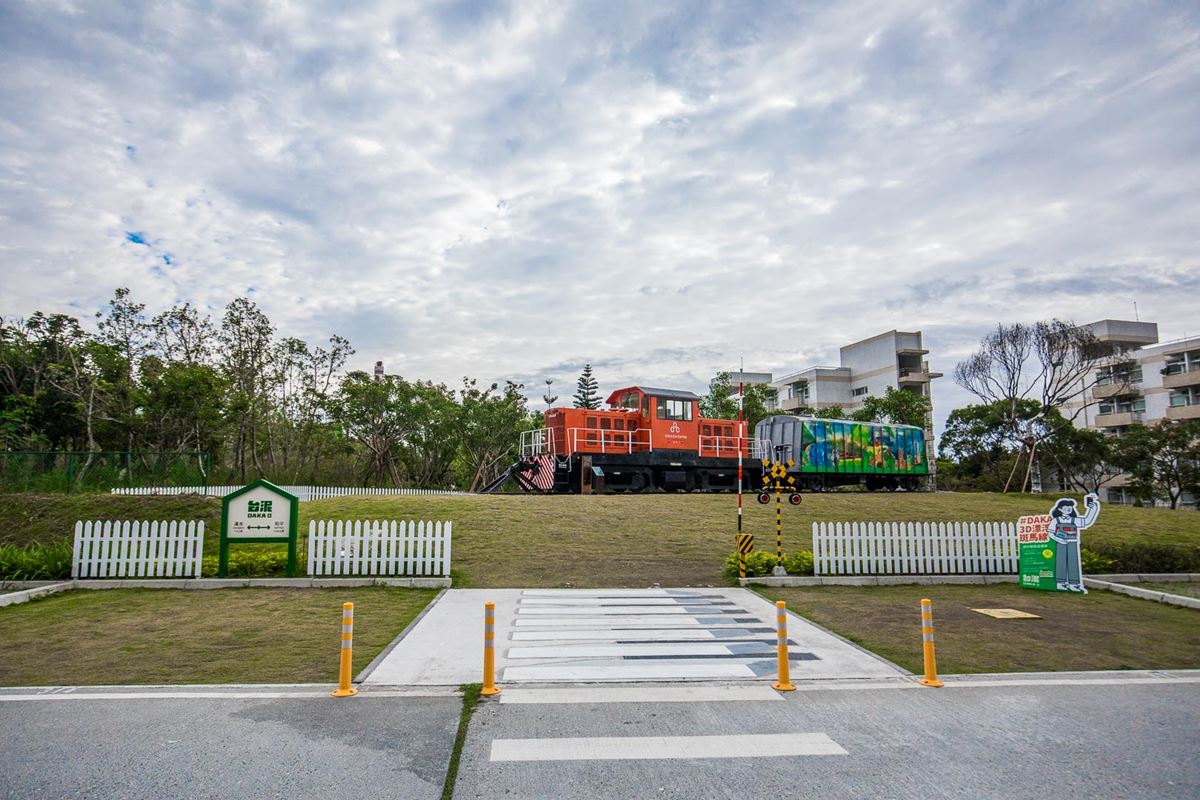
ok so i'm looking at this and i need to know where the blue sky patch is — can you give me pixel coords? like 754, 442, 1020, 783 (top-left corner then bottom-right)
125, 231, 147, 245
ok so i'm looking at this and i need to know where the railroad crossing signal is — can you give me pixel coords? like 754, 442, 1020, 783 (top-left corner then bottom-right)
760, 460, 800, 561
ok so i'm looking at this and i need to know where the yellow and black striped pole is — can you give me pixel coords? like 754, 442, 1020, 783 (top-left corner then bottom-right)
736, 533, 754, 579
481, 601, 501, 696
331, 601, 358, 697
772, 600, 796, 691
919, 598, 944, 687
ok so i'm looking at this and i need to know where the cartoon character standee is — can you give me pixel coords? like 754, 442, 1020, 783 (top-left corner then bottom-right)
1048, 493, 1100, 593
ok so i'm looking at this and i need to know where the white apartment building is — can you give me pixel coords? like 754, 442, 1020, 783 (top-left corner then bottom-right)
724, 330, 941, 483
769, 330, 940, 417
1065, 319, 1200, 505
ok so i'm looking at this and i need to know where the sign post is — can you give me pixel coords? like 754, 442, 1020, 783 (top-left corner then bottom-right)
219, 479, 299, 578
1018, 494, 1100, 593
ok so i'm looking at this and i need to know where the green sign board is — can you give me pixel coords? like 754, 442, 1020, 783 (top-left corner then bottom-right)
1018, 494, 1100, 594
219, 479, 299, 578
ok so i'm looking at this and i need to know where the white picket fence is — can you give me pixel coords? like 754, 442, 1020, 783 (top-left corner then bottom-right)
72, 520, 205, 579
812, 521, 1019, 576
110, 485, 467, 501
307, 520, 452, 577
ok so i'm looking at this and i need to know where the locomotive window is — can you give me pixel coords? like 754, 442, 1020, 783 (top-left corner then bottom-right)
600, 418, 611, 430
586, 417, 597, 428
656, 398, 693, 421
617, 392, 640, 410
642, 396, 650, 415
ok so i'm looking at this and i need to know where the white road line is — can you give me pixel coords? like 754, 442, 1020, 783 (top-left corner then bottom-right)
489, 733, 847, 762
943, 677, 1200, 689
520, 590, 704, 597
511, 618, 724, 628
517, 606, 712, 616
0, 689, 453, 702
502, 662, 759, 681
519, 598, 728, 606
507, 642, 774, 659
498, 685, 784, 704
512, 629, 732, 641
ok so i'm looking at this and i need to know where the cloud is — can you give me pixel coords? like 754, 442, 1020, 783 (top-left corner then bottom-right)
1, 0, 1198, 437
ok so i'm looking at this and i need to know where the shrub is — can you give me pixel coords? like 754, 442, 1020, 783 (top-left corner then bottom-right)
0, 541, 73, 581
1087, 542, 1200, 574
200, 550, 292, 578
723, 550, 815, 579
1080, 548, 1115, 574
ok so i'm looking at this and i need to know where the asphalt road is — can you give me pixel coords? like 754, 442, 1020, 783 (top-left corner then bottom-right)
453, 677, 1200, 800
0, 687, 460, 800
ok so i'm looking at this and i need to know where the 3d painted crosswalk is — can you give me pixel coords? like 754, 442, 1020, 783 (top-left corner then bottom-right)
499, 589, 814, 682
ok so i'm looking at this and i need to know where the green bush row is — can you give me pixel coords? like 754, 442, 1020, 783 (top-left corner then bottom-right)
1088, 542, 1200, 574
0, 541, 73, 580
200, 550, 292, 578
724, 550, 815, 579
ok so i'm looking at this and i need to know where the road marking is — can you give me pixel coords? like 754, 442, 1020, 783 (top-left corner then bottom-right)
513, 616, 751, 627
498, 685, 784, 704
519, 598, 731, 606
511, 627, 771, 641
489, 733, 847, 761
507, 642, 784, 659
0, 689, 455, 702
503, 661, 760, 681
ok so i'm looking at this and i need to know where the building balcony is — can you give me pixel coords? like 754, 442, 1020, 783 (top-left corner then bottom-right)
1092, 382, 1139, 400
1166, 404, 1200, 421
1094, 411, 1144, 428
1162, 369, 1200, 390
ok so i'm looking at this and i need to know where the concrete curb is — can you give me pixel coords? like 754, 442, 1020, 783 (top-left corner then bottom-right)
67, 577, 452, 590
1088, 573, 1200, 583
1084, 578, 1200, 609
742, 574, 1019, 587
0, 582, 74, 608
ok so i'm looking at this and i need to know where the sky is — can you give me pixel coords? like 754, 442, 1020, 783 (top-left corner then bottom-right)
2, 0, 1198, 435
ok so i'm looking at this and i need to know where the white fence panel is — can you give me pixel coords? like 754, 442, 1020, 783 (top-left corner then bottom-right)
111, 485, 468, 500
307, 519, 452, 577
813, 520, 1018, 576
72, 520, 204, 579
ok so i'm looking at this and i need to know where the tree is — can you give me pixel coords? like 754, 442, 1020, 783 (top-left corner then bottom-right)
701, 373, 777, 431
851, 387, 931, 428
219, 298, 275, 481
542, 378, 558, 407
457, 379, 530, 491
953, 319, 1114, 492
573, 364, 600, 409
332, 371, 411, 486
1110, 421, 1200, 509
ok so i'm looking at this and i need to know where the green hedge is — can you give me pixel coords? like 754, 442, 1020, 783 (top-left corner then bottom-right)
1088, 542, 1200, 574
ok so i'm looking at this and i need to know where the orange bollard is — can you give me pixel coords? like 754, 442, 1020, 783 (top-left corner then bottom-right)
919, 598, 944, 687
331, 602, 358, 697
772, 600, 797, 692
481, 601, 501, 696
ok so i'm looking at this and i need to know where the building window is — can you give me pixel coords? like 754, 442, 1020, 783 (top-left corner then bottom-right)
851, 387, 869, 397
656, 398, 693, 421
1171, 387, 1200, 407
1096, 364, 1142, 385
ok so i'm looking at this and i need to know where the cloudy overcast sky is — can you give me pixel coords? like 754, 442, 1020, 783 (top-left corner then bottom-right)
2, 0, 1198, 432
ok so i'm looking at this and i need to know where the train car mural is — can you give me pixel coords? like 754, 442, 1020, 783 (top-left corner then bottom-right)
755, 415, 928, 491
486, 385, 929, 494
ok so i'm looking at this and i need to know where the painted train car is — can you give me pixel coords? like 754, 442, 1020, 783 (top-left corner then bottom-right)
488, 385, 928, 493
755, 415, 928, 492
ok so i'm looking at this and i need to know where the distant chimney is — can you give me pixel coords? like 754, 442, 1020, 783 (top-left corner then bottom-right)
374, 360, 384, 381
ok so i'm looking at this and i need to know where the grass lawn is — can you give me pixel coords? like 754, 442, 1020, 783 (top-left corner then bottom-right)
3, 490, 1199, 587
762, 583, 1200, 674
0, 587, 437, 686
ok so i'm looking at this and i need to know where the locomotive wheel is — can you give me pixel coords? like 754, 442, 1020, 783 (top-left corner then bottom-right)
788, 493, 802, 506
756, 492, 770, 505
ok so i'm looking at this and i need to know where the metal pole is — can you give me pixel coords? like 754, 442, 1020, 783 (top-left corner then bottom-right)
775, 489, 783, 560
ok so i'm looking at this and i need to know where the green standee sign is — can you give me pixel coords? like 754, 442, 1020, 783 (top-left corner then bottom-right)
219, 479, 299, 578
1018, 493, 1100, 594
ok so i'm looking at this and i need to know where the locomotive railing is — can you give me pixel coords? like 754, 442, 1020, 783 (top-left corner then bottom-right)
520, 427, 555, 458
697, 435, 773, 459
567, 427, 652, 454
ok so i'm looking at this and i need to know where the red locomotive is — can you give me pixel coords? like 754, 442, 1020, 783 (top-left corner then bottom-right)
485, 386, 767, 493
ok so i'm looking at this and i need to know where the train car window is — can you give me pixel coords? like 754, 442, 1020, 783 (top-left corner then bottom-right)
656, 398, 693, 421
642, 395, 650, 415
617, 392, 639, 410
600, 418, 611, 430
586, 417, 597, 428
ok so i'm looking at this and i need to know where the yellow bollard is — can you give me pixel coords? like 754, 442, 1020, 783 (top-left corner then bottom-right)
919, 598, 944, 687
481, 601, 501, 696
772, 600, 797, 692
331, 601, 358, 697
